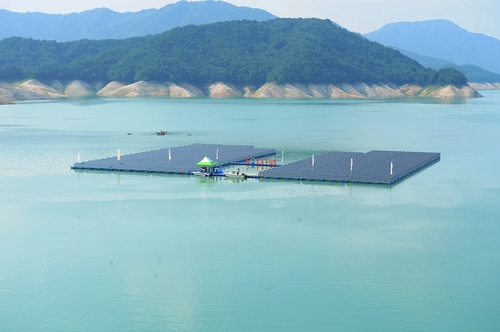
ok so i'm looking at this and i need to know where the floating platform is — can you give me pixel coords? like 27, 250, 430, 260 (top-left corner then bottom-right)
71, 143, 276, 174
259, 150, 440, 185
71, 144, 439, 185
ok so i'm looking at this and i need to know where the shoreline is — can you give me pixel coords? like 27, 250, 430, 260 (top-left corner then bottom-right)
0, 79, 484, 104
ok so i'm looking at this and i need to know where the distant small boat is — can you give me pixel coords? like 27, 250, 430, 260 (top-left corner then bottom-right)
156, 130, 166, 135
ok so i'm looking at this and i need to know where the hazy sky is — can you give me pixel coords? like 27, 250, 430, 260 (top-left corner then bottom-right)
0, 0, 499, 39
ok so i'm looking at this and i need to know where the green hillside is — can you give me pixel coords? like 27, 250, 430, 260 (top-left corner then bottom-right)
452, 64, 500, 83
0, 18, 467, 87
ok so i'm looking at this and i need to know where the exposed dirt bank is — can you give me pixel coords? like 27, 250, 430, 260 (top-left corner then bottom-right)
0, 79, 482, 104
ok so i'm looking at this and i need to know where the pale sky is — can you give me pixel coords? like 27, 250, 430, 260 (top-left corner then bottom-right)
0, 0, 499, 39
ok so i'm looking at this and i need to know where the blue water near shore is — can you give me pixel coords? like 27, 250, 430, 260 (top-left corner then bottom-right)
1, 92, 500, 331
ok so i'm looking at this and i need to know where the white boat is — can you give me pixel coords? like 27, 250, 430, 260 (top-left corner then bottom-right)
225, 170, 246, 179
192, 170, 209, 176
192, 166, 225, 177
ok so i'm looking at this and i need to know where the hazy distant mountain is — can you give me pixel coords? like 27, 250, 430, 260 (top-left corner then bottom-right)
395, 49, 454, 68
364, 19, 500, 74
396, 48, 500, 83
0, 0, 277, 42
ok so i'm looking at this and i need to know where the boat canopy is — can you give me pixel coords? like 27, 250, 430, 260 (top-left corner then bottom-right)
195, 155, 218, 167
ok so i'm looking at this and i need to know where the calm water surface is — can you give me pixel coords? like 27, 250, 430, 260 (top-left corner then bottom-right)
1, 93, 499, 331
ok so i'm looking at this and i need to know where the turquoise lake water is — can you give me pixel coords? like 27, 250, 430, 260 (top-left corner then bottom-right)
1, 92, 499, 331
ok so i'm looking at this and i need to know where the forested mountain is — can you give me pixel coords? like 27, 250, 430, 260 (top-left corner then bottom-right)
450, 65, 500, 83
397, 49, 500, 83
0, 18, 467, 87
0, 1, 276, 42
364, 20, 500, 74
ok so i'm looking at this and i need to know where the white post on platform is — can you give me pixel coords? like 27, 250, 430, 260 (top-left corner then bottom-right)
390, 162, 393, 176
77, 151, 81, 162
350, 158, 353, 171
281, 151, 284, 163
312, 154, 315, 169
216, 148, 219, 160
117, 149, 121, 161
168, 148, 171, 160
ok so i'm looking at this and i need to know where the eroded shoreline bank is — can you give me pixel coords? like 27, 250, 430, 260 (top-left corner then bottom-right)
0, 79, 484, 104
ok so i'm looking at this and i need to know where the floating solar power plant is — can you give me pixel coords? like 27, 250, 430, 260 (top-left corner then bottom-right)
72, 144, 439, 185
71, 143, 276, 174
259, 150, 440, 185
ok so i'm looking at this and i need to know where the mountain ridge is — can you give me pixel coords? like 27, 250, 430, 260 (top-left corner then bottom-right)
0, 18, 479, 104
0, 1, 277, 41
394, 48, 500, 84
365, 19, 500, 74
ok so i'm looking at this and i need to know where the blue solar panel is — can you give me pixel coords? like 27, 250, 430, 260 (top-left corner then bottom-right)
260, 150, 440, 184
72, 144, 276, 174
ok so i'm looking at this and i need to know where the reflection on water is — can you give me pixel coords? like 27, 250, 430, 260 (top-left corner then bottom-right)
65, 96, 114, 106
386, 97, 470, 105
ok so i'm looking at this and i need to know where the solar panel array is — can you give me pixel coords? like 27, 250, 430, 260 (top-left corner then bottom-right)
72, 144, 439, 185
71, 143, 276, 174
260, 150, 440, 184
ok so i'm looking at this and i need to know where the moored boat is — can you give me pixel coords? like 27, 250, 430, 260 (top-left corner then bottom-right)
192, 170, 209, 176
225, 169, 246, 179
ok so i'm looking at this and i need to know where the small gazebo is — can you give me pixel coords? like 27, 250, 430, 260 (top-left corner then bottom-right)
194, 155, 223, 176
195, 155, 218, 168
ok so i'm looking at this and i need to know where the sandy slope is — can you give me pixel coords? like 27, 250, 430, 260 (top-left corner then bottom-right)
0, 79, 483, 104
